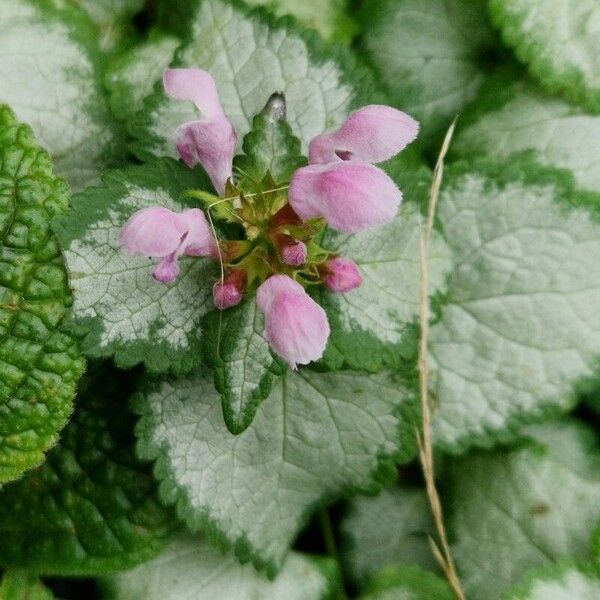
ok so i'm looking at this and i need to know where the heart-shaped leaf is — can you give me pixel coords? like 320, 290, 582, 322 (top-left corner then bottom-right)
134, 366, 418, 575
448, 420, 600, 599
0, 0, 121, 191
0, 105, 84, 483
430, 160, 600, 451
53, 158, 217, 375
0, 364, 173, 575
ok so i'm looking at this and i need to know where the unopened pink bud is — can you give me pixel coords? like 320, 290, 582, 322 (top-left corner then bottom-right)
323, 257, 362, 293
213, 271, 245, 310
281, 240, 307, 266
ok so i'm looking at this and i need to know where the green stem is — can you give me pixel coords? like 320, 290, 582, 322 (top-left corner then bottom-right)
319, 509, 338, 559
319, 509, 349, 600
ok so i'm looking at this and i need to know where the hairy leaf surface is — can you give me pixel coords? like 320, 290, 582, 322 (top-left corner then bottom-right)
430, 161, 600, 451
0, 0, 121, 190
490, 0, 600, 113
134, 366, 418, 574
54, 159, 217, 375
0, 106, 84, 483
0, 364, 173, 575
449, 421, 600, 599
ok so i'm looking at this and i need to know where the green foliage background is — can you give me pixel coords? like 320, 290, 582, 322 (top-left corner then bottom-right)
0, 0, 599, 598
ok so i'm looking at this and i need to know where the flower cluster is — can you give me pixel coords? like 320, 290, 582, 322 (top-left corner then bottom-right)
119, 68, 418, 369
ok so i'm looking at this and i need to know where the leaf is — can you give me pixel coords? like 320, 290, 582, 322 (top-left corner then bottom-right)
0, 570, 54, 600
102, 535, 339, 600
448, 420, 600, 599
0, 0, 121, 191
359, 0, 495, 150
340, 486, 438, 589
0, 364, 173, 575
503, 563, 600, 600
429, 159, 600, 452
359, 566, 452, 600
234, 97, 307, 188
594, 522, 600, 563
130, 0, 378, 164
105, 30, 180, 122
0, 105, 84, 483
489, 0, 600, 114
73, 0, 144, 53
453, 71, 600, 193
243, 0, 358, 44
318, 195, 453, 372
134, 366, 418, 575
203, 302, 283, 435
53, 158, 217, 375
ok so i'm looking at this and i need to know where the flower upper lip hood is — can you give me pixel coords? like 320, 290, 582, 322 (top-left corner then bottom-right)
289, 104, 419, 234
288, 161, 402, 233
308, 104, 419, 165
163, 68, 237, 196
256, 275, 330, 369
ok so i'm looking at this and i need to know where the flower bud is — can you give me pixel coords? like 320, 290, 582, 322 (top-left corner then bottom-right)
276, 235, 307, 266
213, 270, 245, 310
323, 257, 362, 293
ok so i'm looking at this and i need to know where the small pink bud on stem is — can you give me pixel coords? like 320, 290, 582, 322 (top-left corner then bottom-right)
322, 257, 362, 292
275, 234, 307, 266
213, 270, 246, 310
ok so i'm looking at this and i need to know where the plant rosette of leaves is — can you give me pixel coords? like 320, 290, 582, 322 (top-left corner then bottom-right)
55, 58, 446, 439
54, 49, 440, 575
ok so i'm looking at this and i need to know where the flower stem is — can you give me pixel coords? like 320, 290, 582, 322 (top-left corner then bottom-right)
319, 509, 348, 600
319, 509, 337, 559
417, 117, 466, 600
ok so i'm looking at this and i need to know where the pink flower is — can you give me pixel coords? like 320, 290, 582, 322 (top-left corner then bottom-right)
119, 207, 215, 283
164, 68, 237, 195
289, 161, 401, 233
256, 275, 330, 369
323, 257, 362, 292
308, 105, 419, 165
213, 270, 245, 310
289, 105, 418, 233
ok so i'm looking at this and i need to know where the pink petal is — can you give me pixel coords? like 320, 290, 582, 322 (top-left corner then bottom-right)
176, 117, 237, 195
179, 208, 216, 257
152, 255, 180, 283
308, 105, 419, 165
119, 206, 216, 284
163, 68, 224, 119
119, 207, 187, 257
256, 274, 305, 312
257, 275, 330, 369
323, 257, 362, 293
289, 161, 402, 233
